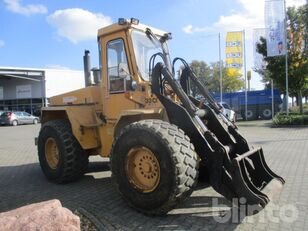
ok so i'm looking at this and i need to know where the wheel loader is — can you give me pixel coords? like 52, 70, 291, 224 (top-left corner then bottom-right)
37, 18, 285, 215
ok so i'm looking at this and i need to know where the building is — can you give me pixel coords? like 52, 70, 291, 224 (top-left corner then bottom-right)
0, 67, 85, 115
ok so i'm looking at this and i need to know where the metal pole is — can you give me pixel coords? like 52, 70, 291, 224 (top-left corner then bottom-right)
271, 79, 274, 120
243, 30, 248, 120
219, 32, 223, 103
284, 0, 289, 115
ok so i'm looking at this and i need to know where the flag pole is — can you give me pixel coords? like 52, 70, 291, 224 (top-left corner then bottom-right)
219, 32, 223, 103
243, 29, 248, 120
271, 79, 274, 119
284, 0, 289, 115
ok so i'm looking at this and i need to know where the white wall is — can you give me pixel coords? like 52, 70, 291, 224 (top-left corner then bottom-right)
0, 67, 85, 100
45, 69, 85, 98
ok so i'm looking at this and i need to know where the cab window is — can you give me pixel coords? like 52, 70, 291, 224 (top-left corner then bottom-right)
107, 39, 131, 93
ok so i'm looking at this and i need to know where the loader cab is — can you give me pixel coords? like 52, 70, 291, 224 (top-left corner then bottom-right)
97, 18, 171, 118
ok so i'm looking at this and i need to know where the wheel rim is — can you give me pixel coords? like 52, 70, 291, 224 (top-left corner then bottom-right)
263, 109, 271, 117
246, 110, 253, 118
126, 147, 160, 193
45, 138, 59, 169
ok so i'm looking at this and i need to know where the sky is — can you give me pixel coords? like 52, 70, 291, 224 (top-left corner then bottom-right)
0, 0, 306, 90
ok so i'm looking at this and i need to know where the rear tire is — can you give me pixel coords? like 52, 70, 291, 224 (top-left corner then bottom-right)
12, 120, 18, 126
261, 108, 272, 120
38, 120, 89, 183
33, 119, 38, 124
111, 120, 198, 215
243, 109, 257, 120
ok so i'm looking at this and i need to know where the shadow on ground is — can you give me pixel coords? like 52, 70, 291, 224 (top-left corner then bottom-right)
0, 162, 242, 231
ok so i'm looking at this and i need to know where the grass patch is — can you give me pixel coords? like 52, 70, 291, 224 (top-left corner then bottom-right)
273, 112, 308, 126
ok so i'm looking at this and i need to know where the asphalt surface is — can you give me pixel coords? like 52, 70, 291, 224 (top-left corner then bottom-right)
0, 121, 307, 230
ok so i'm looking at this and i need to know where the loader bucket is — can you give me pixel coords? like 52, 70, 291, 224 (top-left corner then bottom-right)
212, 146, 285, 214
150, 62, 285, 214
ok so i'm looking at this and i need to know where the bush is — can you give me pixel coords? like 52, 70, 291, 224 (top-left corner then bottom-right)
273, 112, 308, 126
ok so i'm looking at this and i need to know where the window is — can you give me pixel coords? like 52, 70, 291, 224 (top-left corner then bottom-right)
107, 39, 131, 93
22, 112, 30, 116
131, 30, 163, 81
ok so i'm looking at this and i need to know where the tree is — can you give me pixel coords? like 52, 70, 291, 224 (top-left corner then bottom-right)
189, 60, 244, 96
255, 4, 308, 113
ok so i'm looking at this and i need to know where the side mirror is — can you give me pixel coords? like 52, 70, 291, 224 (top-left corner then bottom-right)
118, 63, 129, 78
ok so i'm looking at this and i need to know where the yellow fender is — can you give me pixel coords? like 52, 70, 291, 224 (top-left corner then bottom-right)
41, 105, 101, 150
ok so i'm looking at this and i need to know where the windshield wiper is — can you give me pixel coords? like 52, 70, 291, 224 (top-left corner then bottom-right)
145, 28, 172, 72
145, 28, 161, 46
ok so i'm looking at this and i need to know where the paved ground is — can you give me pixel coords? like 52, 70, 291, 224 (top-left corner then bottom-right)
0, 121, 307, 230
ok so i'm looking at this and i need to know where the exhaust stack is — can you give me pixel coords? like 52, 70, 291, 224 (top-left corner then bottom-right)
83, 50, 91, 87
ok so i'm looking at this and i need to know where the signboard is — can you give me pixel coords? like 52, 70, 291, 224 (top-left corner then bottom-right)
265, 0, 286, 56
253, 28, 267, 70
225, 31, 243, 77
16, 85, 32, 99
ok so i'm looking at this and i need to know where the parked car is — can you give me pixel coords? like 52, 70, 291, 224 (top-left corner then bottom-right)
0, 111, 39, 126
218, 102, 236, 122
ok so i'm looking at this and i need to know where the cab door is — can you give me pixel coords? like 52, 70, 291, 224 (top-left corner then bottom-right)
101, 33, 135, 120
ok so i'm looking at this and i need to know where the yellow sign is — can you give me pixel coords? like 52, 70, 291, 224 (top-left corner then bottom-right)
225, 31, 243, 77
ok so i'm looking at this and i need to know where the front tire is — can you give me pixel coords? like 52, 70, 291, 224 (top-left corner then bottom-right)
111, 120, 199, 215
37, 120, 89, 183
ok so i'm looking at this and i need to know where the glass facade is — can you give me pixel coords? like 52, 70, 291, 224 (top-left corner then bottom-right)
0, 98, 44, 116
0, 68, 45, 116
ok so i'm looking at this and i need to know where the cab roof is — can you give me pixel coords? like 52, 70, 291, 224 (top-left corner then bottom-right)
97, 21, 168, 38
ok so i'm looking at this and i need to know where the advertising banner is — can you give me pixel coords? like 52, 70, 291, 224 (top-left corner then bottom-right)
265, 0, 286, 56
253, 28, 267, 70
225, 31, 243, 77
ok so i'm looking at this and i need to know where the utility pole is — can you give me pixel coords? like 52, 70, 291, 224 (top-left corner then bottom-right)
271, 79, 274, 120
284, 0, 289, 115
219, 32, 223, 103
243, 30, 248, 120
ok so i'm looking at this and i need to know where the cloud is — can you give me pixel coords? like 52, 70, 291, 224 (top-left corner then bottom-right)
0, 40, 4, 47
182, 25, 193, 34
4, 0, 47, 16
182, 0, 306, 35
47, 8, 112, 44
182, 24, 213, 34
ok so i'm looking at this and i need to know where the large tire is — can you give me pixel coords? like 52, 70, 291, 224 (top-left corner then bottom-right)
261, 108, 272, 120
111, 120, 199, 215
242, 109, 257, 120
38, 120, 89, 183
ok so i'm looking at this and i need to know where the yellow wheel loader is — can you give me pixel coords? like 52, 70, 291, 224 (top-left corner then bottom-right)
37, 18, 284, 215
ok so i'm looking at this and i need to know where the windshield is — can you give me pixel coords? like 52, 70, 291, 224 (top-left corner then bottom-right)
131, 30, 164, 81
